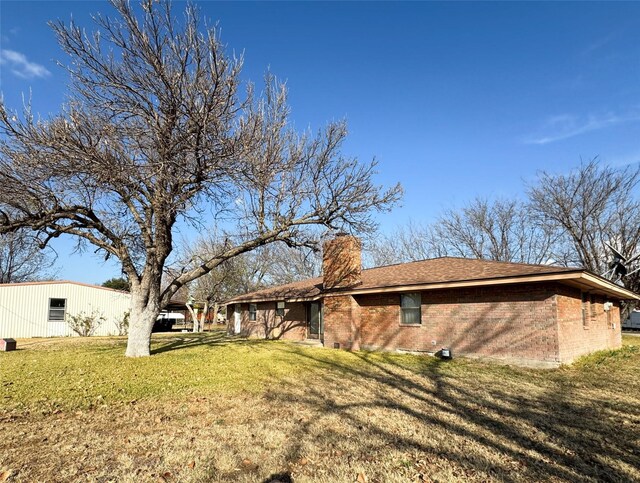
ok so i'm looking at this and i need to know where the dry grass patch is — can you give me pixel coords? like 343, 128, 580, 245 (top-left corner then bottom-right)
1, 331, 639, 482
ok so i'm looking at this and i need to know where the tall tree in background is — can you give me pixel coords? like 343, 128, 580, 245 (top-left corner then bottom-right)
0, 0, 401, 356
178, 238, 321, 331
430, 198, 558, 264
528, 159, 640, 308
365, 221, 434, 267
178, 238, 253, 332
258, 243, 321, 286
0, 230, 56, 283
367, 198, 557, 266
369, 160, 640, 317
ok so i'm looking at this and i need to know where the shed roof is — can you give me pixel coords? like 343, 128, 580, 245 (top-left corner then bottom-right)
226, 257, 639, 303
0, 280, 129, 294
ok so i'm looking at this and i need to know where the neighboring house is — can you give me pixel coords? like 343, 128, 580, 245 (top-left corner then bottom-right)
225, 234, 639, 367
0, 281, 130, 338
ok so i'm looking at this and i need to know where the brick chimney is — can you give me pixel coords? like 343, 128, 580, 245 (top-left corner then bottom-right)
322, 234, 362, 290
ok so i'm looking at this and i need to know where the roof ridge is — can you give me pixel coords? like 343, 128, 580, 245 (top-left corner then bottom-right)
364, 256, 577, 271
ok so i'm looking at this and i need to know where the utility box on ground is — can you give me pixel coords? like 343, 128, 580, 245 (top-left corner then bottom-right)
0, 338, 17, 351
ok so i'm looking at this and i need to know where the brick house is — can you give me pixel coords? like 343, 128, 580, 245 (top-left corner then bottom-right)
225, 235, 639, 366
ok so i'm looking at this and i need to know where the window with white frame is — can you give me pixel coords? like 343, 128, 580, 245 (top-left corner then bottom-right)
48, 298, 67, 321
400, 293, 421, 325
276, 301, 285, 317
249, 303, 257, 321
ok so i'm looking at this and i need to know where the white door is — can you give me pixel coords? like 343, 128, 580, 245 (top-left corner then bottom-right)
234, 304, 241, 334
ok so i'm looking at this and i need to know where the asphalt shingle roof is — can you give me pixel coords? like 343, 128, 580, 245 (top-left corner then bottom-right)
226, 257, 580, 303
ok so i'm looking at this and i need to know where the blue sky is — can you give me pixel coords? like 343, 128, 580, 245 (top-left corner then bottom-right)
1, 1, 640, 284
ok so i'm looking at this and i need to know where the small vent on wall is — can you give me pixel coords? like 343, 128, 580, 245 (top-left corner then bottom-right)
334, 342, 340, 349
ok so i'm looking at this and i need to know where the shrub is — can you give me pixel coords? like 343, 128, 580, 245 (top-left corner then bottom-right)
66, 310, 106, 337
114, 311, 130, 336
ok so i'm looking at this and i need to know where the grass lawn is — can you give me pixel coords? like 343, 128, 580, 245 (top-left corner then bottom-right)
1, 330, 639, 482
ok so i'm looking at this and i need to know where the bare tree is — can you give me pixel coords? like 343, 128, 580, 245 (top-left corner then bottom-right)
178, 237, 249, 332
179, 238, 320, 332
367, 198, 557, 267
260, 242, 321, 286
431, 198, 558, 264
0, 0, 400, 356
528, 159, 640, 307
0, 230, 56, 283
365, 221, 434, 267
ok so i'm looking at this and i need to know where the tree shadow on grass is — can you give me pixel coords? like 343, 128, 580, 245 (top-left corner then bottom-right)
173, 301, 639, 480
252, 344, 640, 482
150, 328, 266, 355
147, 324, 639, 479
261, 472, 293, 483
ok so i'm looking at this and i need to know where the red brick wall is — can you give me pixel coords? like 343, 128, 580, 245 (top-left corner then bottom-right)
227, 281, 623, 365
325, 283, 562, 364
556, 286, 621, 363
323, 294, 361, 350
322, 235, 362, 289
229, 301, 307, 340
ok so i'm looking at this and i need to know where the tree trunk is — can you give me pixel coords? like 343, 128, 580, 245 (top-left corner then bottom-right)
212, 302, 219, 324
192, 308, 200, 333
199, 300, 209, 332
125, 286, 161, 357
186, 304, 199, 332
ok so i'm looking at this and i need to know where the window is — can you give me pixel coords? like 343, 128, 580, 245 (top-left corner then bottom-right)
400, 293, 421, 325
249, 304, 257, 321
581, 292, 589, 328
49, 298, 66, 321
276, 301, 285, 317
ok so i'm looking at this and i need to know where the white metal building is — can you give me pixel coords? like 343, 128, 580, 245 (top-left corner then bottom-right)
0, 281, 131, 338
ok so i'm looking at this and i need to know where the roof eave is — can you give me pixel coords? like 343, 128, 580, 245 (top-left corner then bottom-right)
225, 294, 322, 305
576, 272, 640, 300
323, 271, 585, 297
224, 270, 640, 304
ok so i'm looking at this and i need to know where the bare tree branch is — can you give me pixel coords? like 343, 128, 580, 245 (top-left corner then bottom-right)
0, 0, 400, 356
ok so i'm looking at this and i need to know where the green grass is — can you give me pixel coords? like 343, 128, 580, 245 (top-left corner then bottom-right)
0, 331, 457, 412
1, 331, 639, 482
1, 333, 312, 410
573, 340, 640, 368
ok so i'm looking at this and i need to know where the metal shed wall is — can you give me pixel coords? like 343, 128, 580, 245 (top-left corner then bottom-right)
0, 282, 131, 338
